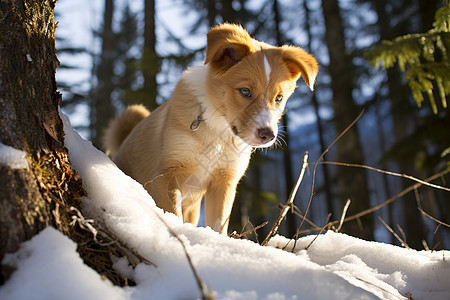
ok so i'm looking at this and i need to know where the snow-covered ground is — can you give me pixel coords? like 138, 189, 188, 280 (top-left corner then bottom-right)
1, 113, 449, 300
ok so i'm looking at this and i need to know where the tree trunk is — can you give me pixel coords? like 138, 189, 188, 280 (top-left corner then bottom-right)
303, 0, 335, 217
0, 0, 83, 282
373, 0, 427, 249
220, 0, 235, 22
142, 0, 158, 110
207, 0, 218, 26
273, 0, 297, 236
321, 0, 373, 240
92, 0, 116, 147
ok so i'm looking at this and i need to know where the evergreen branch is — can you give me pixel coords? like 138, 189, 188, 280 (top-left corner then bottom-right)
364, 3, 450, 114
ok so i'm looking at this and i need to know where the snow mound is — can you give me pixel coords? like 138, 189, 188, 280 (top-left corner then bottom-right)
0, 143, 28, 169
1, 112, 448, 300
0, 227, 129, 300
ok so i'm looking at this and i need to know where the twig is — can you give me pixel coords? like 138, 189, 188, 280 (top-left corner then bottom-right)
303, 213, 332, 251
70, 207, 115, 246
378, 216, 410, 248
433, 223, 442, 236
396, 224, 408, 245
355, 277, 407, 300
300, 110, 365, 236
418, 207, 450, 228
261, 152, 309, 246
328, 168, 450, 227
292, 205, 320, 229
335, 199, 351, 233
422, 240, 430, 251
69, 207, 156, 267
152, 211, 214, 300
290, 197, 349, 251
100, 225, 155, 267
293, 169, 450, 236
317, 161, 450, 192
232, 221, 268, 242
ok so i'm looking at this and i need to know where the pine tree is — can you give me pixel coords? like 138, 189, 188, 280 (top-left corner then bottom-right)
366, 3, 449, 114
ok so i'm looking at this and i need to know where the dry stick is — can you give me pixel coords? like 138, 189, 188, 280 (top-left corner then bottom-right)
293, 168, 450, 236
396, 224, 408, 246
153, 212, 213, 300
292, 196, 349, 251
355, 277, 407, 300
261, 151, 309, 246
318, 161, 450, 192
292, 206, 320, 229
69, 207, 156, 267
335, 199, 351, 233
327, 168, 450, 228
245, 221, 268, 243
304, 213, 332, 251
418, 207, 450, 228
233, 220, 268, 241
297, 110, 366, 239
422, 239, 431, 251
378, 216, 410, 248
101, 226, 155, 267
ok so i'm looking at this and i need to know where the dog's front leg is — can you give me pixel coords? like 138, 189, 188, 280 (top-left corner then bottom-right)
149, 166, 195, 219
149, 175, 183, 218
204, 171, 238, 234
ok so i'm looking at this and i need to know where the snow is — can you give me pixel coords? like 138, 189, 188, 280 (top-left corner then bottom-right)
0, 143, 28, 169
0, 227, 129, 300
1, 112, 449, 300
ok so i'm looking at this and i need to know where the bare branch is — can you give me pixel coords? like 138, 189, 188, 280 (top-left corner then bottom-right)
231, 220, 268, 242
332, 169, 450, 227
152, 211, 214, 300
355, 277, 407, 300
304, 213, 332, 251
69, 207, 156, 268
378, 216, 409, 248
261, 152, 309, 246
292, 205, 320, 229
335, 199, 351, 233
300, 110, 365, 234
317, 161, 450, 192
396, 224, 408, 246
292, 168, 450, 237
418, 207, 450, 228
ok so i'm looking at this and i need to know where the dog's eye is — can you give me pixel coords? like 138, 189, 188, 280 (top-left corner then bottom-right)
239, 88, 252, 98
275, 94, 283, 103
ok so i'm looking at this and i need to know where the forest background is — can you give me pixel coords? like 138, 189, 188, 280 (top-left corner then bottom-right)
55, 0, 450, 250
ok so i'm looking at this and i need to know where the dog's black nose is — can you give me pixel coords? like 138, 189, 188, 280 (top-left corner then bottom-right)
258, 127, 275, 143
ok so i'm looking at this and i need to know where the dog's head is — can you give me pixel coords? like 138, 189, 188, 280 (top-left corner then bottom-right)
204, 23, 318, 148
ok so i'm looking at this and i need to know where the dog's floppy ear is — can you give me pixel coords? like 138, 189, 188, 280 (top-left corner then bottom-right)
205, 23, 259, 72
281, 46, 318, 91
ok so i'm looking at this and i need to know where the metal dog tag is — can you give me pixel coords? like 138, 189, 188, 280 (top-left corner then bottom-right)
190, 119, 201, 131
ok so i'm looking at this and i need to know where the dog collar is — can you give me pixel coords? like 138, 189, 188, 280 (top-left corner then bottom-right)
190, 112, 204, 131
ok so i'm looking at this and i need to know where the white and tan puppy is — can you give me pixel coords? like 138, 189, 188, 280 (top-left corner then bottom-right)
104, 24, 318, 234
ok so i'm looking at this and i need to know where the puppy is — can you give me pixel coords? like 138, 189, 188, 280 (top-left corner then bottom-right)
103, 24, 318, 234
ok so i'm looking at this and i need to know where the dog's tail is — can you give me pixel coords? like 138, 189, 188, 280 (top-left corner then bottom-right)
103, 104, 150, 156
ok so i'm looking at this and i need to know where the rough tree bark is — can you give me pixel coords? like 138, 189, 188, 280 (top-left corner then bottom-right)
0, 0, 83, 283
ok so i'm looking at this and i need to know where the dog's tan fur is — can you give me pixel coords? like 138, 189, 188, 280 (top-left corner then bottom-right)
103, 24, 318, 234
